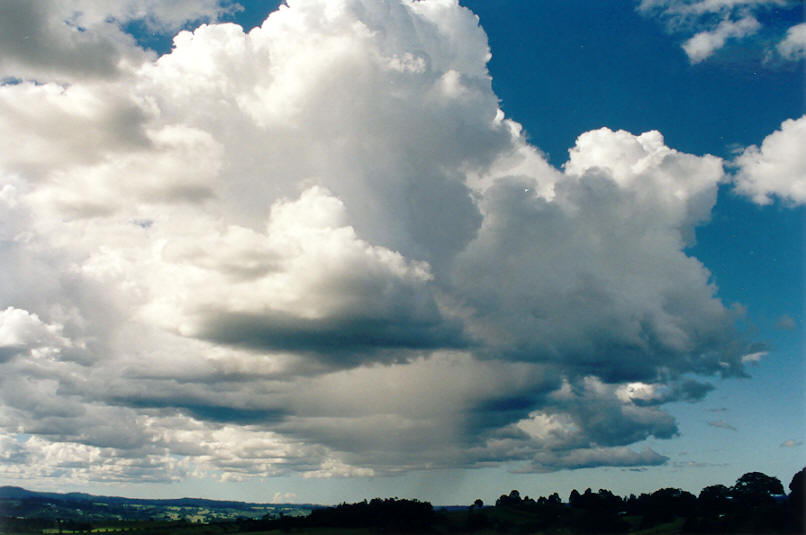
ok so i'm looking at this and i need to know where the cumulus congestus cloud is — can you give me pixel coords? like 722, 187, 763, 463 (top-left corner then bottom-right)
0, 0, 760, 483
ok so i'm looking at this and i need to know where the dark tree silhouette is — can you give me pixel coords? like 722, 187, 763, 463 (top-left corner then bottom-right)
639, 488, 696, 528
731, 471, 785, 501
789, 467, 805, 533
495, 489, 523, 508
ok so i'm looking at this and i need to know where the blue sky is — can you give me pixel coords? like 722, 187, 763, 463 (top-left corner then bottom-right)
0, 0, 803, 506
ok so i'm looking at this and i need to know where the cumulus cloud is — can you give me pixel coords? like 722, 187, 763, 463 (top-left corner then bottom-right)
0, 0, 760, 484
0, 0, 238, 82
638, 0, 798, 63
732, 115, 806, 205
0, 307, 70, 361
682, 16, 760, 62
778, 23, 806, 60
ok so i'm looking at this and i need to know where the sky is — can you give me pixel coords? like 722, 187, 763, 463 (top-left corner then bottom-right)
0, 0, 803, 506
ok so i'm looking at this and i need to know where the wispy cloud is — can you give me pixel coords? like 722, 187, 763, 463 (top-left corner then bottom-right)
775, 315, 797, 330
741, 351, 768, 364
708, 420, 738, 431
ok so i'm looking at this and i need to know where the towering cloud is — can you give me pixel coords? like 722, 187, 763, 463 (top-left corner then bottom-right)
0, 0, 760, 484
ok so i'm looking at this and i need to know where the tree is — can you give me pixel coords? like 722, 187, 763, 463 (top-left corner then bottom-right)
731, 471, 784, 502
698, 484, 731, 514
789, 467, 805, 533
569, 489, 581, 507
638, 488, 696, 528
473, 498, 484, 509
789, 467, 804, 497
495, 489, 523, 508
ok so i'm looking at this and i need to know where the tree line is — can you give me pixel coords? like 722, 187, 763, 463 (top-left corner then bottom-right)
232, 467, 804, 533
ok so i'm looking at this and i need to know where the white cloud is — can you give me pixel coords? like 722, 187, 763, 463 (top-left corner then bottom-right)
778, 23, 806, 60
639, 0, 783, 16
0, 0, 760, 483
682, 16, 760, 63
0, 307, 70, 361
741, 351, 767, 363
302, 459, 375, 479
0, 0, 238, 82
638, 0, 796, 63
780, 439, 802, 447
271, 491, 298, 503
733, 115, 806, 205
453, 127, 737, 381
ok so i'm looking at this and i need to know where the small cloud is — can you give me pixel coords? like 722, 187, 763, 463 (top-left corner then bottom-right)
682, 16, 760, 63
741, 351, 767, 364
707, 407, 728, 413
778, 23, 806, 61
707, 420, 737, 431
775, 315, 797, 331
271, 492, 298, 503
780, 440, 803, 448
672, 460, 728, 468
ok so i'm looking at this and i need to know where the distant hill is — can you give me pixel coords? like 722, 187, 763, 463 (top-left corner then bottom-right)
0, 485, 320, 522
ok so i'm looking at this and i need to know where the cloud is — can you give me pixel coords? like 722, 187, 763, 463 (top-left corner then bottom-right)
271, 492, 298, 503
616, 379, 715, 405
639, 0, 782, 16
0, 0, 238, 82
778, 23, 806, 60
638, 0, 800, 63
0, 307, 70, 362
673, 460, 728, 468
741, 351, 766, 364
453, 127, 742, 381
707, 419, 737, 431
524, 446, 668, 473
732, 115, 806, 205
775, 315, 797, 330
682, 16, 760, 63
0, 0, 759, 484
780, 439, 802, 447
302, 459, 375, 479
